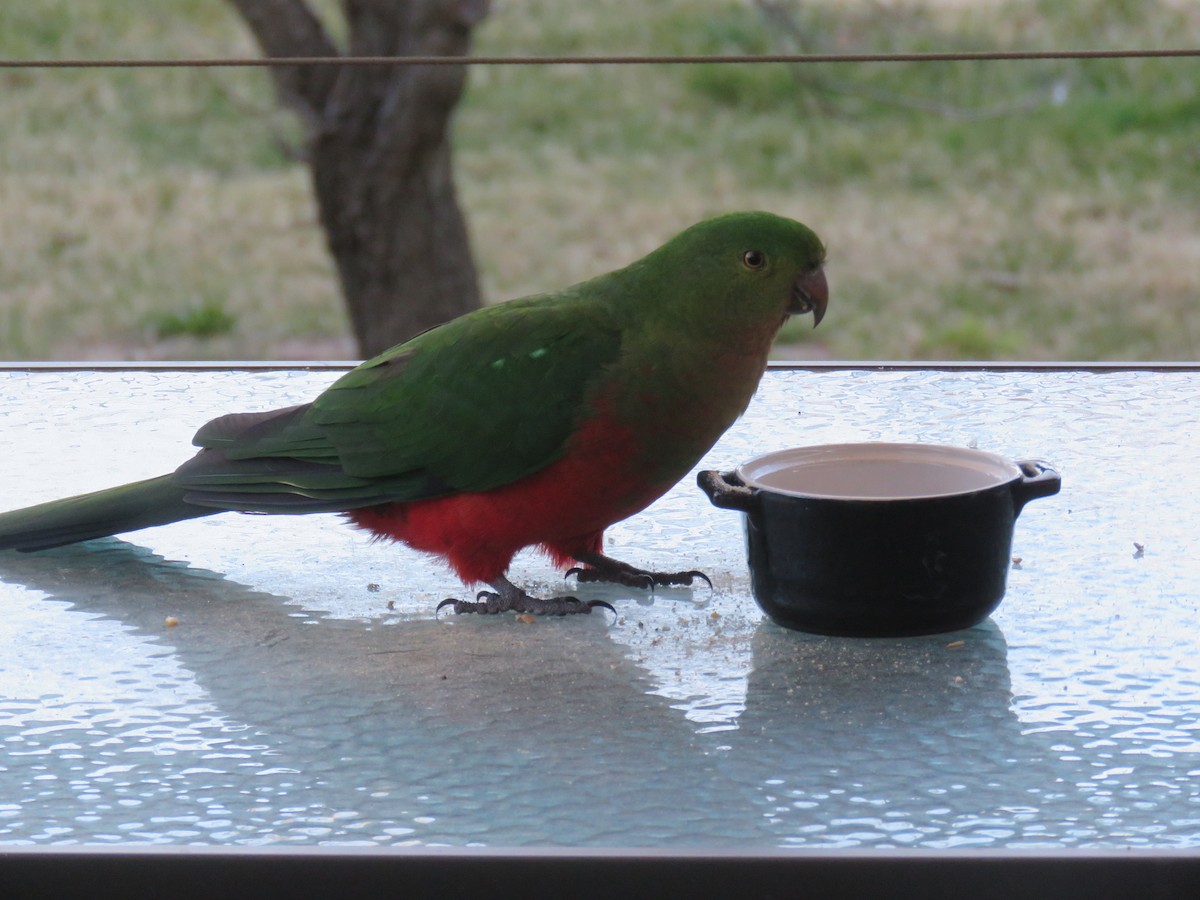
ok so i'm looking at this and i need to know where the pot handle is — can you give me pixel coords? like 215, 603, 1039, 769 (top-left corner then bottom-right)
697, 469, 757, 513
1011, 458, 1061, 515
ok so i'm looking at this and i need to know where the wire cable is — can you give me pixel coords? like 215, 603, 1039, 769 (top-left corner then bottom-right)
0, 48, 1197, 69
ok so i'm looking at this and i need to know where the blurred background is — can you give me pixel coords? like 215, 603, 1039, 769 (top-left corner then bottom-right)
0, 0, 1197, 362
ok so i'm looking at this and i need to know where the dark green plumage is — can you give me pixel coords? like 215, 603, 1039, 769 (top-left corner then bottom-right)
168, 291, 625, 512
0, 476, 209, 552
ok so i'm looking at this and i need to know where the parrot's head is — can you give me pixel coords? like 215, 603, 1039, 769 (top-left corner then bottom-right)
636, 211, 829, 338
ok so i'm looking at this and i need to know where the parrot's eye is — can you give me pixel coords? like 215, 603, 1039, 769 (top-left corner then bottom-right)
741, 250, 767, 270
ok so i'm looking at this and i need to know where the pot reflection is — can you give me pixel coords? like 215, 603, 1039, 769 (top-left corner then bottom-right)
731, 619, 1100, 848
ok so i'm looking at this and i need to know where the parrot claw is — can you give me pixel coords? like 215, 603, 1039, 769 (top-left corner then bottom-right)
568, 552, 713, 593
566, 565, 654, 591
435, 576, 614, 618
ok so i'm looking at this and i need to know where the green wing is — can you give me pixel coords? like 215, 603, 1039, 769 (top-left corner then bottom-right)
173, 294, 624, 513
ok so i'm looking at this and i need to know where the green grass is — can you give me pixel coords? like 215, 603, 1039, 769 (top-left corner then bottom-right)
1, 0, 1198, 361
145, 298, 237, 340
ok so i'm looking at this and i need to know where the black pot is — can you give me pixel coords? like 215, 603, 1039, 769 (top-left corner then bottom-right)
698, 443, 1061, 637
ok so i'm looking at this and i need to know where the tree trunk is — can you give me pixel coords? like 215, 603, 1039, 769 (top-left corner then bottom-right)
228, 0, 488, 357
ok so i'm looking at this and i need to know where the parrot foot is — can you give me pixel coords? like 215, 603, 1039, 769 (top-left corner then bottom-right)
566, 551, 712, 592
436, 575, 615, 617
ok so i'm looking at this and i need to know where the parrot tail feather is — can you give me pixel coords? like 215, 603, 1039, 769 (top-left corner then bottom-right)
0, 475, 214, 552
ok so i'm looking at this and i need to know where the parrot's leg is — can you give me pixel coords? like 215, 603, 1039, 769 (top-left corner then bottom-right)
436, 575, 615, 616
567, 551, 712, 591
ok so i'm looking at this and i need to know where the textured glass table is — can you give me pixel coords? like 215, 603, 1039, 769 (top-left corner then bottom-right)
0, 365, 1198, 892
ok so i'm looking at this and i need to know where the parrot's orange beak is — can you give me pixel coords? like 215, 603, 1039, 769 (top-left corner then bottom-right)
791, 267, 828, 327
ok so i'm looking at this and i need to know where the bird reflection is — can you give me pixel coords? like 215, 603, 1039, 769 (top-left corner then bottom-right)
0, 540, 758, 846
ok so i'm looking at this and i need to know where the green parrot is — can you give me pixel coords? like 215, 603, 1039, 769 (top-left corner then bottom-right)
0, 211, 828, 615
